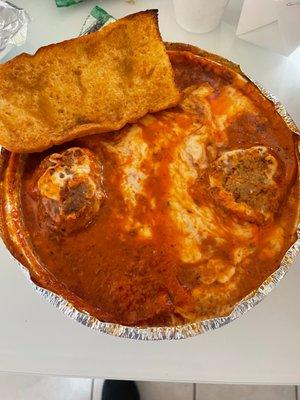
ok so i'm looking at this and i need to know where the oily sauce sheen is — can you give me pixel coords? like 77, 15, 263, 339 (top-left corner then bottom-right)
20, 51, 299, 326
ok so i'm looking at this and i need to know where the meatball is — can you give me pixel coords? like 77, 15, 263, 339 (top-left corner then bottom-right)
36, 147, 105, 234
208, 146, 281, 224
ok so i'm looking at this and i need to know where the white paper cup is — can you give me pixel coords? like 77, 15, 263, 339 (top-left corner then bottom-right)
173, 0, 229, 34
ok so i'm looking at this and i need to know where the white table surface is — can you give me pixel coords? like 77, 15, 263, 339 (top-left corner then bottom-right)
0, 0, 299, 384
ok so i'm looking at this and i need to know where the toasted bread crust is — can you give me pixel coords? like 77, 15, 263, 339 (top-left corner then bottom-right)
0, 10, 180, 153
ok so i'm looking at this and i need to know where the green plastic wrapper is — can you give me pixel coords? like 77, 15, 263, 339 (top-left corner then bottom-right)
80, 6, 115, 35
55, 0, 85, 7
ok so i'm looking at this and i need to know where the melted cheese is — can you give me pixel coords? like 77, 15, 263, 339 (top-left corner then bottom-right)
38, 149, 93, 201
210, 85, 257, 132
102, 86, 264, 269
104, 125, 148, 207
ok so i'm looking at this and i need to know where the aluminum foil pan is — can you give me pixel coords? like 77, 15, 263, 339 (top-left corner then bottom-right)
14, 64, 300, 340
1, 11, 300, 340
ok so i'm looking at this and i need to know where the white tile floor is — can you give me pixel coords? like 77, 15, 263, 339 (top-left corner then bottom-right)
0, 373, 298, 400
196, 384, 297, 400
0, 374, 91, 400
